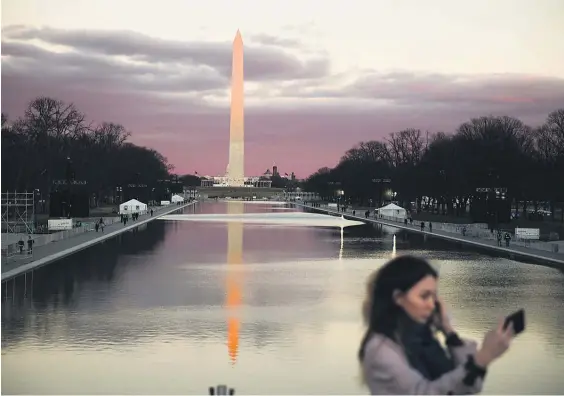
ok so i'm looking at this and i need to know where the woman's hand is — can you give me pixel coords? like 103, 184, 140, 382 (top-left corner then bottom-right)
434, 297, 454, 334
475, 318, 514, 368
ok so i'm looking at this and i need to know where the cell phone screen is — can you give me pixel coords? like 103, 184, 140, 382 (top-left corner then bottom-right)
504, 309, 525, 335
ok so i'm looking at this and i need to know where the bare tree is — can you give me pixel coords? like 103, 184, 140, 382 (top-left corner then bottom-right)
24, 97, 88, 140
2, 96, 172, 206
340, 140, 389, 164
303, 108, 564, 225
386, 129, 425, 167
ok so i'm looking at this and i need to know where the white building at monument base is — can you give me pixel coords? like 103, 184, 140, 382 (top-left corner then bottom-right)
200, 175, 272, 188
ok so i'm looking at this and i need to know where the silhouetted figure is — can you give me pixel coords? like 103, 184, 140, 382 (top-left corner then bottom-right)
150, 209, 154, 216
504, 232, 511, 247
27, 235, 34, 253
208, 385, 235, 395
18, 238, 24, 254
429, 222, 433, 232
420, 221, 425, 231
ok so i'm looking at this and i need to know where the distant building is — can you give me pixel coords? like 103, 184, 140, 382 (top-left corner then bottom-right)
284, 190, 320, 201
200, 174, 272, 188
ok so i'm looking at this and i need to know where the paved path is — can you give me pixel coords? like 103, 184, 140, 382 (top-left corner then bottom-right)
1, 201, 198, 282
297, 203, 564, 268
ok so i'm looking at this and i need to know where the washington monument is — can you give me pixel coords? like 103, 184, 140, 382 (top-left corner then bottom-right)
227, 30, 245, 186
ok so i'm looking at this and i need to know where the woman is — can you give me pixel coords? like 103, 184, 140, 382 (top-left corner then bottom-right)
359, 255, 514, 395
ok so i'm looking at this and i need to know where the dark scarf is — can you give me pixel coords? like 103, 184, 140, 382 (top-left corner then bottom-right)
398, 314, 455, 380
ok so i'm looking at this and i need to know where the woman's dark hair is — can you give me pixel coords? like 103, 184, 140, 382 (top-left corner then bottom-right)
358, 255, 438, 362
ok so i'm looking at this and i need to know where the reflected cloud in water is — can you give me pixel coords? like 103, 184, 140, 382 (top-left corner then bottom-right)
1, 221, 169, 347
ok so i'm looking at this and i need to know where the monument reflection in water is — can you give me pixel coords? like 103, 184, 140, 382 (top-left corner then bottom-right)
226, 201, 244, 364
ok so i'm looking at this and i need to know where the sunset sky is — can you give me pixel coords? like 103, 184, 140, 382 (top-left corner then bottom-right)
2, 0, 564, 177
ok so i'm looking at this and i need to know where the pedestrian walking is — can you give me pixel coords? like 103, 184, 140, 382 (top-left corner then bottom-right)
27, 235, 34, 254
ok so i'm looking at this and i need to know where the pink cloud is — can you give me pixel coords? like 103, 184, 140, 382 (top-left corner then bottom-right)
2, 25, 564, 178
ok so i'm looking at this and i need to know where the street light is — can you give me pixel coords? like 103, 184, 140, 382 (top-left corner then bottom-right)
488, 168, 499, 229
116, 186, 123, 204
328, 181, 341, 202
65, 157, 74, 218
439, 170, 447, 215
372, 178, 391, 207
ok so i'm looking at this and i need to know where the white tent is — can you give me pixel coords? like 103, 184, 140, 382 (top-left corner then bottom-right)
119, 199, 148, 215
171, 194, 184, 203
377, 203, 407, 219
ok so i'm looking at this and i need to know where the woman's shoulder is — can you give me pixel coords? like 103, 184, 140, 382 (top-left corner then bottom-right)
364, 333, 405, 363
362, 333, 415, 392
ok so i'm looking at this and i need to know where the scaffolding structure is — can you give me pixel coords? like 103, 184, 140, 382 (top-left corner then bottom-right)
1, 191, 35, 260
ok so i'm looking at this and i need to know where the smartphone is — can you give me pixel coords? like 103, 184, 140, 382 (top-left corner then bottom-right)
429, 301, 442, 327
504, 309, 526, 335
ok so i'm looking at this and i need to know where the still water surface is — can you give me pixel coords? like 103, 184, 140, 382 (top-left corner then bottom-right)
2, 201, 564, 394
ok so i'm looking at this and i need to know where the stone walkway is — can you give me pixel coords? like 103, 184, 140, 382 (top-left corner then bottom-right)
1, 202, 197, 281
298, 203, 564, 267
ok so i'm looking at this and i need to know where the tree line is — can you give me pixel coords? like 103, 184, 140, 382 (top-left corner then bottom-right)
1, 97, 174, 205
303, 109, 564, 222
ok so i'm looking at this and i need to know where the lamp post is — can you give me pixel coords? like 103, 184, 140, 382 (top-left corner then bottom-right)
439, 170, 447, 215
33, 188, 40, 232
65, 157, 74, 218
488, 168, 499, 230
328, 181, 341, 203
116, 186, 122, 204
372, 178, 391, 208
337, 189, 345, 210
